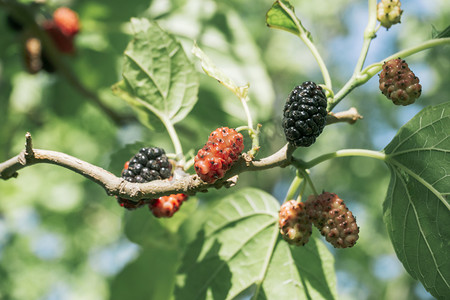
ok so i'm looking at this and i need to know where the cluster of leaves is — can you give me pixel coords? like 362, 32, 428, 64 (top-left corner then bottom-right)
110, 1, 450, 298
0, 0, 449, 299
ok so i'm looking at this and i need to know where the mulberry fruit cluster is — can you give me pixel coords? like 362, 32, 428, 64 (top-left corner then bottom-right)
278, 192, 359, 248
379, 58, 422, 106
194, 127, 244, 184
118, 148, 188, 217
377, 0, 403, 29
282, 81, 328, 147
121, 147, 172, 183
305, 192, 359, 248
279, 200, 312, 246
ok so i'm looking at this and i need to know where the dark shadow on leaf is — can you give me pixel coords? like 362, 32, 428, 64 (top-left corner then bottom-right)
291, 238, 335, 300
175, 229, 232, 300
299, 273, 313, 300
109, 245, 178, 300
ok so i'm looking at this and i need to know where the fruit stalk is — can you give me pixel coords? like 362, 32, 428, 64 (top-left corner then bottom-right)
353, 0, 379, 74
161, 116, 184, 162
293, 149, 386, 170
284, 171, 303, 202
275, 0, 332, 90
298, 168, 318, 196
329, 37, 450, 111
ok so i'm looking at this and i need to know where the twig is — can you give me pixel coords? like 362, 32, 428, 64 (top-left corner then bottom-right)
0, 133, 296, 201
326, 107, 363, 125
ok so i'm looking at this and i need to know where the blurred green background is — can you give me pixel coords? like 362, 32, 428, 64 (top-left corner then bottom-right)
0, 0, 449, 299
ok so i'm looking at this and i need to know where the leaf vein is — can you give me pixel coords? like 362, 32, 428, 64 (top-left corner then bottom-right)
124, 52, 166, 99
393, 166, 450, 289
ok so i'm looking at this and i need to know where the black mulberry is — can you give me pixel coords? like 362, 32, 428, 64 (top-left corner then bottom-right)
121, 147, 172, 183
282, 81, 328, 147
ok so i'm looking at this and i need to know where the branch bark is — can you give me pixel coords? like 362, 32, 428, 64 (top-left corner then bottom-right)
0, 106, 361, 201
0, 133, 295, 201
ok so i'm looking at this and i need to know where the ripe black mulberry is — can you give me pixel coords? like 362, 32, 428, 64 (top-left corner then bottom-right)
282, 81, 328, 147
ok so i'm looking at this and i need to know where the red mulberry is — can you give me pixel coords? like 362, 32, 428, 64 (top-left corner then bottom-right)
194, 127, 244, 183
306, 192, 359, 248
279, 200, 312, 246
379, 58, 422, 106
150, 194, 188, 218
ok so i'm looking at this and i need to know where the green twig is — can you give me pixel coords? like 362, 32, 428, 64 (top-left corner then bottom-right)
329, 37, 450, 111
276, 0, 332, 90
160, 117, 184, 162
297, 180, 307, 202
353, 0, 379, 74
241, 95, 254, 131
285, 171, 303, 202
183, 157, 195, 171
298, 168, 318, 196
294, 149, 386, 170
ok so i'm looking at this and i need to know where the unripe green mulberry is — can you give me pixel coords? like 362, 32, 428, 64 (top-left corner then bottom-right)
377, 0, 403, 29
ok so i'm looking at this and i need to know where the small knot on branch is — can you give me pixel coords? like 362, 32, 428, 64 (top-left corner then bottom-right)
326, 107, 363, 125
25, 132, 34, 158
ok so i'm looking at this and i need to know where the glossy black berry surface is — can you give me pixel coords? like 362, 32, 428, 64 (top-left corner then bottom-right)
121, 147, 172, 182
282, 81, 328, 147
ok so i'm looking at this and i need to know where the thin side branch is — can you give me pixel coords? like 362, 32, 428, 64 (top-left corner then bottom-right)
0, 134, 295, 201
326, 107, 363, 125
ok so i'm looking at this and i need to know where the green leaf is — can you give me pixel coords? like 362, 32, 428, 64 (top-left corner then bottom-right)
114, 18, 199, 127
123, 197, 199, 248
383, 102, 450, 299
266, 0, 300, 35
432, 25, 450, 39
266, 0, 312, 41
175, 188, 337, 300
110, 246, 180, 300
192, 43, 249, 100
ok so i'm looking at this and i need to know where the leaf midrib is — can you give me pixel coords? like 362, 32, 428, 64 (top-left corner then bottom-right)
194, 219, 277, 300
125, 52, 167, 100
387, 113, 449, 154
387, 158, 450, 210
388, 147, 450, 156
